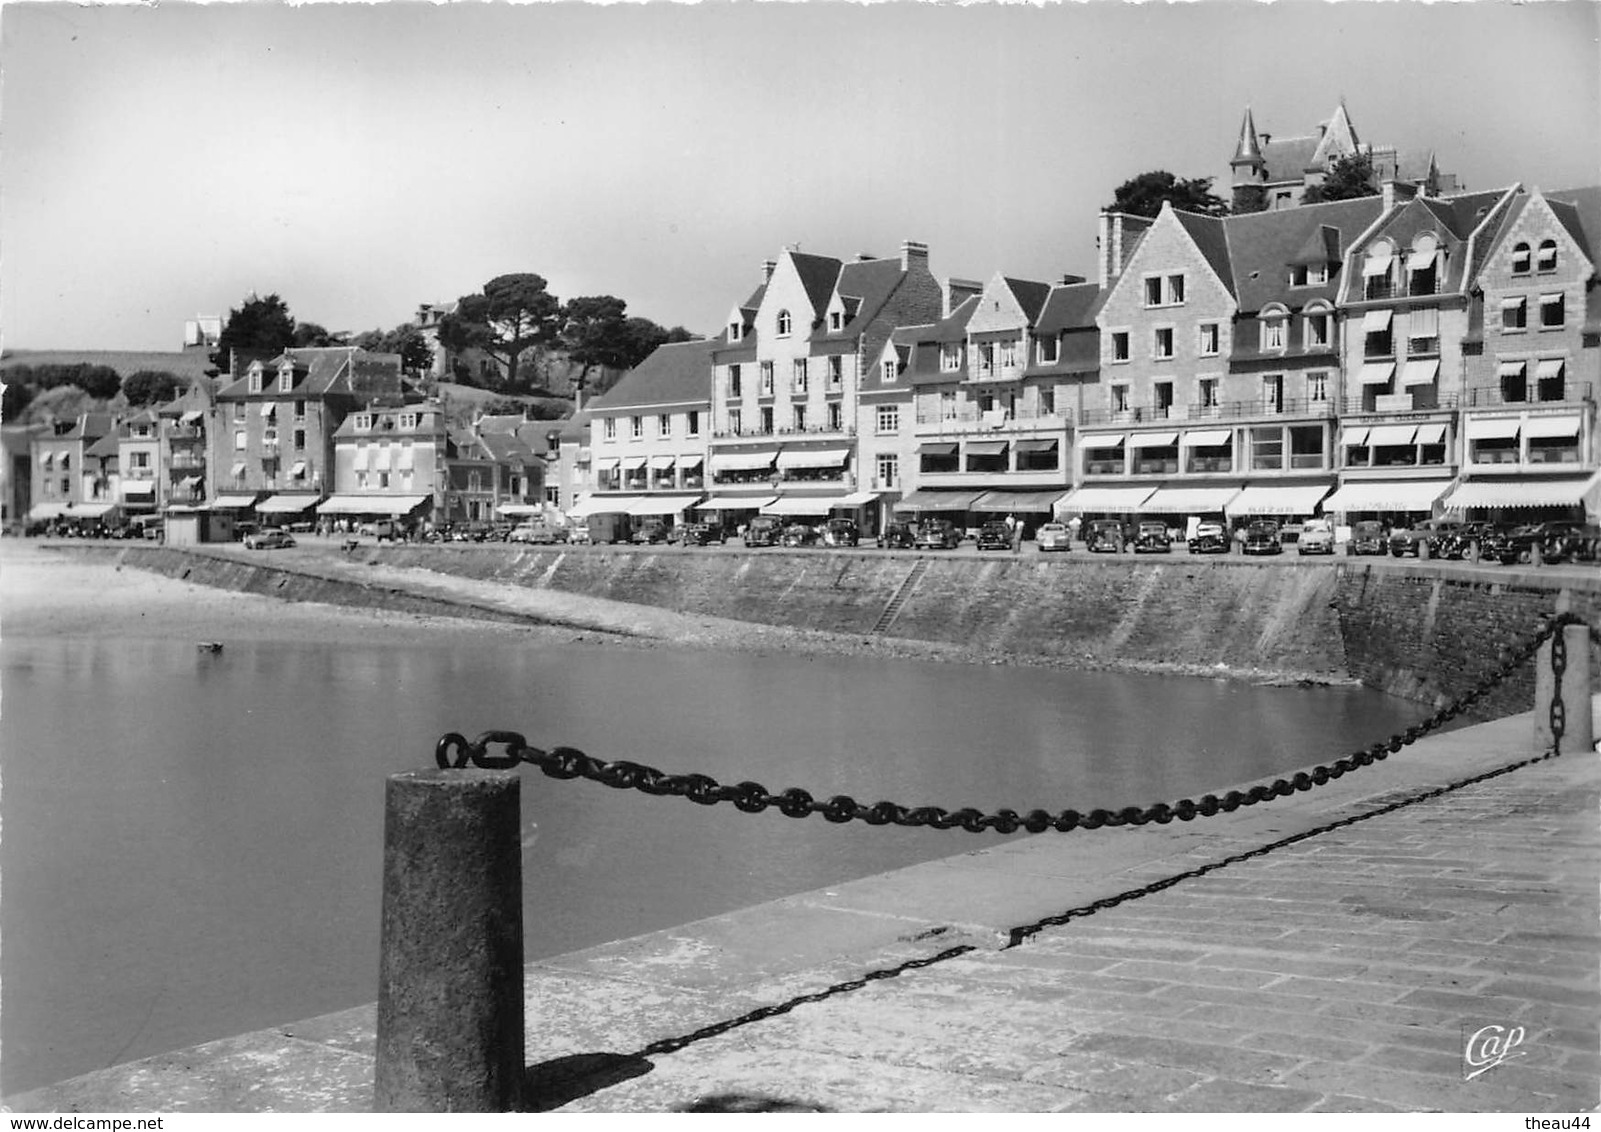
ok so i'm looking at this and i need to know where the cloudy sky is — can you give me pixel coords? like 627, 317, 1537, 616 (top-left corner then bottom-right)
2, 1, 1597, 353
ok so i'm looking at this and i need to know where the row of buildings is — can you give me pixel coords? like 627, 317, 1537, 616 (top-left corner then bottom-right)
575, 176, 1599, 538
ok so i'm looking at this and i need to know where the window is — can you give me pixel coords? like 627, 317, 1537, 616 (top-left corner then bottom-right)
1040, 387, 1056, 416
1499, 362, 1527, 403
1262, 375, 1284, 413
60, 477, 70, 494
1407, 237, 1439, 296
1250, 426, 1284, 470
1537, 239, 1558, 273
999, 340, 1017, 368
760, 362, 774, 395
630, 416, 643, 439
1153, 327, 1174, 359
658, 413, 671, 437
1291, 263, 1328, 287
687, 410, 700, 437
826, 402, 842, 431
234, 402, 246, 421
876, 453, 898, 487
1144, 276, 1163, 306
1037, 335, 1058, 365
729, 408, 742, 434
1305, 312, 1330, 350
603, 418, 616, 441
940, 389, 958, 419
876, 404, 899, 433
1511, 242, 1531, 274
1111, 331, 1130, 362
827, 356, 843, 389
293, 429, 306, 450
1537, 359, 1566, 402
829, 311, 842, 332
941, 344, 962, 372
1363, 245, 1395, 300
1198, 323, 1219, 356
793, 404, 807, 431
776, 310, 792, 336
881, 359, 897, 384
248, 368, 263, 394
278, 366, 294, 393
793, 359, 808, 392
1199, 377, 1219, 408
978, 342, 994, 375
234, 430, 246, 451
1168, 274, 1185, 304
753, 406, 769, 434
1408, 307, 1440, 355
1111, 384, 1129, 413
1260, 316, 1285, 351
468, 471, 482, 493
1154, 381, 1174, 416
1307, 372, 1329, 403
729, 321, 742, 343
1501, 297, 1528, 332
1540, 293, 1565, 329
132, 451, 150, 469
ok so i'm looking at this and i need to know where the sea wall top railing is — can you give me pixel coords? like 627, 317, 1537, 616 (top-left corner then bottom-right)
375, 612, 1596, 1111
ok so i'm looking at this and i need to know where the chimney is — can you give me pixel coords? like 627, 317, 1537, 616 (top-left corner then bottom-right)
943, 278, 982, 318
761, 260, 777, 284
1380, 179, 1418, 211
901, 240, 929, 273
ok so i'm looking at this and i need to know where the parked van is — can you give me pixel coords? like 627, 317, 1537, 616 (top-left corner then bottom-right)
586, 511, 633, 544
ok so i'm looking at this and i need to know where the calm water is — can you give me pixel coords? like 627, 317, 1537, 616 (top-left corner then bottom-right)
1, 634, 1429, 1093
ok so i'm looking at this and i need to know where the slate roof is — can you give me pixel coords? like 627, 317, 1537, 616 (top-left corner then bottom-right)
1221, 196, 1386, 314
1171, 210, 1234, 292
86, 433, 120, 459
869, 297, 979, 393
1003, 278, 1053, 324
61, 413, 114, 442
1545, 186, 1601, 262
810, 257, 907, 350
215, 347, 402, 400
1033, 282, 1105, 336
586, 337, 717, 411
476, 431, 538, 464
789, 253, 844, 328
558, 409, 593, 444
1259, 136, 1322, 184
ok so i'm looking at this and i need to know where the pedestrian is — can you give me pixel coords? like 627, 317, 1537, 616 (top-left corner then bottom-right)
1011, 517, 1023, 555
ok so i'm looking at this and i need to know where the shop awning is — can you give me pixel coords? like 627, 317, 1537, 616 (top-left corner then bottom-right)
1443, 472, 1601, 511
212, 494, 258, 508
696, 494, 776, 511
1357, 363, 1396, 385
1362, 308, 1393, 330
1226, 482, 1333, 516
1342, 427, 1371, 447
1078, 434, 1125, 450
1466, 417, 1522, 441
621, 456, 649, 472
711, 449, 780, 471
259, 402, 276, 417
1011, 438, 1059, 455
1183, 429, 1232, 447
68, 502, 120, 519
1400, 359, 1440, 387
649, 455, 677, 470
26, 503, 67, 521
835, 491, 884, 507
1056, 484, 1156, 513
596, 458, 621, 472
257, 494, 318, 513
120, 481, 156, 498
628, 494, 704, 516
1323, 478, 1454, 513
897, 489, 986, 511
1139, 484, 1243, 515
1523, 415, 1581, 439
316, 494, 428, 516
972, 489, 1070, 513
964, 440, 1010, 457
917, 442, 958, 457
679, 455, 704, 469
1536, 359, 1566, 380
762, 496, 848, 516
496, 503, 542, 517
1413, 424, 1447, 445
566, 495, 638, 518
1128, 432, 1178, 449
1367, 424, 1418, 447
776, 447, 850, 470
289, 461, 307, 477
181, 410, 204, 424
229, 462, 247, 478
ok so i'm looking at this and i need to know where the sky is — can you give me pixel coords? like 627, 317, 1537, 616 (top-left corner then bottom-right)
2, 1, 1598, 353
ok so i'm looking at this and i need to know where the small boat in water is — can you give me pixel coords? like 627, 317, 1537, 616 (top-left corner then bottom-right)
197, 641, 224, 654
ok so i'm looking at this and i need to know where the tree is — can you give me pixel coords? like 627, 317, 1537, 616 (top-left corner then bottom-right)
2, 378, 34, 421
1106, 171, 1230, 218
292, 322, 337, 348
209, 293, 297, 377
68, 363, 122, 399
355, 323, 435, 374
1303, 153, 1379, 204
438, 274, 561, 393
121, 370, 184, 407
559, 295, 634, 397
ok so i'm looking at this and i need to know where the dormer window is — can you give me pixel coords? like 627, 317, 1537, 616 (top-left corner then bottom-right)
1291, 263, 1328, 287
829, 310, 842, 332
354, 414, 371, 431
1036, 336, 1059, 365
941, 344, 962, 372
1406, 235, 1440, 297
776, 310, 792, 337
728, 321, 743, 343
1537, 239, 1558, 273
399, 413, 418, 431
1259, 308, 1287, 351
277, 364, 294, 393
1511, 242, 1531, 274
1362, 243, 1396, 300
881, 359, 897, 384
247, 365, 264, 394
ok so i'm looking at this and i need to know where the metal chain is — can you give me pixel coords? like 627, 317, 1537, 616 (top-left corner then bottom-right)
1550, 627, 1567, 757
435, 612, 1590, 834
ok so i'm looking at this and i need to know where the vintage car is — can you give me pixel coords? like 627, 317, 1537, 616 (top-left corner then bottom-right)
743, 515, 784, 548
1242, 520, 1283, 556
876, 521, 917, 549
677, 523, 725, 546
780, 523, 818, 548
822, 517, 860, 548
1083, 518, 1131, 553
1493, 521, 1601, 565
913, 519, 961, 550
1435, 522, 1491, 561
1388, 520, 1452, 558
243, 528, 295, 550
1187, 521, 1230, 554
1297, 518, 1336, 556
631, 519, 672, 545
1133, 521, 1173, 554
1349, 520, 1387, 556
975, 521, 1012, 551
509, 521, 567, 544
1036, 522, 1072, 552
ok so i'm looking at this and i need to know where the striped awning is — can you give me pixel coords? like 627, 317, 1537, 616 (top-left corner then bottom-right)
1078, 434, 1126, 450
316, 494, 428, 516
1443, 472, 1601, 511
761, 496, 847, 516
1322, 479, 1454, 513
1056, 484, 1156, 513
1367, 424, 1418, 447
1226, 482, 1333, 516
776, 447, 850, 470
896, 489, 985, 511
1139, 484, 1243, 515
696, 494, 776, 511
627, 494, 704, 516
567, 495, 638, 518
256, 494, 319, 513
971, 489, 1069, 513
1128, 432, 1179, 449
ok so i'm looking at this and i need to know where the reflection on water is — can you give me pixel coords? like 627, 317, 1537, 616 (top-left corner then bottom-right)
1, 634, 1428, 1094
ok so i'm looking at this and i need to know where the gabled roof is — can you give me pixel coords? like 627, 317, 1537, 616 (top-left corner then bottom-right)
1171, 210, 1234, 292
1545, 186, 1601, 263
216, 347, 401, 400
86, 432, 120, 459
1033, 282, 1106, 336
476, 431, 538, 463
1222, 196, 1386, 314
1002, 277, 1053, 324
558, 409, 592, 444
61, 412, 115, 442
586, 337, 717, 411
1260, 136, 1322, 185
863, 296, 978, 393
830, 257, 905, 337
788, 253, 844, 326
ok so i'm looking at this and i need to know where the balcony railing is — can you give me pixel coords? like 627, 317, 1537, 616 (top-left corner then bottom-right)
1463, 381, 1594, 408
1081, 398, 1332, 426
914, 406, 1071, 430
1342, 393, 1460, 415
711, 423, 855, 440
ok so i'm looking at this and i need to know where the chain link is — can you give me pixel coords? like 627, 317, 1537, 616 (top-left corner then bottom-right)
436, 612, 1590, 833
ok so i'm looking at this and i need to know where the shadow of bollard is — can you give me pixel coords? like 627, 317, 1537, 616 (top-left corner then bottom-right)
521, 1052, 654, 1111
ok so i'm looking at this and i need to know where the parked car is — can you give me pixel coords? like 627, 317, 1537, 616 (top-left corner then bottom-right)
822, 517, 860, 548
586, 512, 632, 545
678, 523, 725, 546
1279, 519, 1306, 546
1497, 521, 1601, 565
371, 519, 412, 543
1083, 518, 1131, 553
1388, 519, 1453, 558
1242, 520, 1283, 556
1187, 521, 1230, 555
914, 519, 961, 549
743, 515, 784, 548
244, 528, 295, 550
1133, 521, 1172, 554
567, 523, 593, 545
1297, 518, 1336, 556
1349, 520, 1387, 556
632, 519, 672, 545
1437, 522, 1493, 561
781, 523, 818, 548
1036, 522, 1072, 552
510, 522, 567, 544
975, 521, 1012, 551
877, 521, 917, 549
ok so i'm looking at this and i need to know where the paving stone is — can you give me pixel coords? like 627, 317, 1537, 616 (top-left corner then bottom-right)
1061, 1031, 1302, 1083
1166, 1077, 1324, 1112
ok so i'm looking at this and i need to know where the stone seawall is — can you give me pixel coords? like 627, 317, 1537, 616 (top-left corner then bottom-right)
106, 545, 1600, 715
